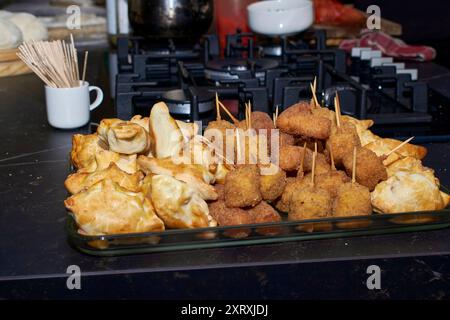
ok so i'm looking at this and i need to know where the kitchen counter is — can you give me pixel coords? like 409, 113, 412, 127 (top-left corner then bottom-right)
1, 51, 450, 299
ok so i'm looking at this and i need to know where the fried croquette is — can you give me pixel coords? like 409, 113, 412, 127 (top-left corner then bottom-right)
259, 168, 287, 201
279, 132, 295, 147
296, 150, 329, 176
277, 112, 331, 140
288, 186, 332, 221
248, 111, 276, 131
214, 184, 225, 201
342, 146, 388, 191
311, 107, 336, 127
224, 165, 262, 207
246, 201, 282, 236
208, 200, 252, 238
279, 145, 312, 172
275, 175, 312, 212
315, 170, 350, 197
333, 182, 372, 217
279, 101, 312, 118
326, 122, 361, 166
204, 119, 236, 156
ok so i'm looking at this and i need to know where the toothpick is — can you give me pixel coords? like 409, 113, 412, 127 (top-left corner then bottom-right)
385, 136, 415, 156
310, 83, 319, 108
235, 128, 242, 163
273, 105, 279, 128
248, 101, 252, 129
218, 100, 239, 124
215, 93, 221, 121
334, 94, 341, 128
329, 144, 336, 171
352, 147, 357, 184
82, 51, 88, 84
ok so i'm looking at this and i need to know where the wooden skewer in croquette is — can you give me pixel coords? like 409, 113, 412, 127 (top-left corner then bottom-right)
288, 144, 333, 221
325, 94, 361, 167
342, 145, 388, 191
332, 147, 373, 218
313, 144, 351, 197
276, 99, 331, 140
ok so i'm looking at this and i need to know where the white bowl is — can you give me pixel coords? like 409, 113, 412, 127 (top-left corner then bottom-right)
247, 0, 314, 36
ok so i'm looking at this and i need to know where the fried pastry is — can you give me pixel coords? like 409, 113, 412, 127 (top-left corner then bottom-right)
371, 171, 447, 213
151, 174, 217, 229
149, 102, 184, 158
387, 156, 436, 179
98, 120, 151, 155
94, 150, 138, 174
137, 155, 217, 200
64, 179, 164, 235
70, 133, 106, 172
64, 163, 144, 194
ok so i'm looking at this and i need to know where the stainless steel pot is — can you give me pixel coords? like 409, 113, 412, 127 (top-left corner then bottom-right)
128, 0, 214, 41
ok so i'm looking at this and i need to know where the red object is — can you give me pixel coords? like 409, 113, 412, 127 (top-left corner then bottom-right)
340, 30, 436, 61
313, 0, 366, 27
215, 0, 257, 54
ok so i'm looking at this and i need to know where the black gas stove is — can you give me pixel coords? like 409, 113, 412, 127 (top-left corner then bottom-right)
115, 30, 450, 142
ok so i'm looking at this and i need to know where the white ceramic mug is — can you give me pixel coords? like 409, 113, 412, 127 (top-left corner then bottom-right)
45, 81, 103, 129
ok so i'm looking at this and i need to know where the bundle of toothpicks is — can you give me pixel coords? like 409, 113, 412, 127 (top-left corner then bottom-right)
17, 35, 89, 89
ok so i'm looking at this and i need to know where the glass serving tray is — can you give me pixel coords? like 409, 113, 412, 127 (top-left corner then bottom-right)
67, 206, 450, 256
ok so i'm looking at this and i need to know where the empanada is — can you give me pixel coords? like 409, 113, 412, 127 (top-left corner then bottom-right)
71, 133, 106, 172
65, 179, 165, 235
371, 171, 446, 213
64, 163, 144, 194
138, 155, 217, 200
150, 174, 216, 229
98, 119, 151, 155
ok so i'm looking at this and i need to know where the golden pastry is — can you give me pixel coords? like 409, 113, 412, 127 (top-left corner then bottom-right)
149, 102, 184, 158
150, 174, 216, 229
371, 171, 447, 213
64, 179, 164, 235
70, 133, 106, 172
98, 119, 151, 155
137, 155, 217, 200
64, 163, 144, 194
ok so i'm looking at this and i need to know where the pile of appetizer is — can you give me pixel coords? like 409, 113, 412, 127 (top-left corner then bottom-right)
64, 92, 450, 238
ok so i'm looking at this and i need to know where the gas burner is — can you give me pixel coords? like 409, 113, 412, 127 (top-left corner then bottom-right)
204, 58, 279, 82
162, 88, 215, 115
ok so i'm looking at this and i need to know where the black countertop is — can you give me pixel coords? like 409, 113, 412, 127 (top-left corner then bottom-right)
1, 51, 450, 299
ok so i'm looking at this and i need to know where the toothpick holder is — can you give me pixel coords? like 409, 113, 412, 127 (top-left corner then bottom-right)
45, 81, 103, 129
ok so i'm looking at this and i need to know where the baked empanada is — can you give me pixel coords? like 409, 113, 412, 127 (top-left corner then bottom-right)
371, 171, 447, 214
64, 179, 165, 235
138, 155, 217, 200
150, 174, 216, 229
64, 163, 144, 194
71, 133, 106, 172
98, 119, 151, 155
94, 149, 138, 174
149, 102, 184, 158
